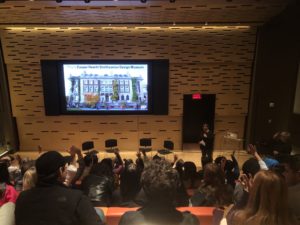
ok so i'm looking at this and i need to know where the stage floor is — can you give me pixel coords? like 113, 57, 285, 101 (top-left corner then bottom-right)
16, 149, 251, 169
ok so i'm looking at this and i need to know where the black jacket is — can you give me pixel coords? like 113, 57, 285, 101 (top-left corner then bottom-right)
81, 174, 114, 206
15, 185, 103, 225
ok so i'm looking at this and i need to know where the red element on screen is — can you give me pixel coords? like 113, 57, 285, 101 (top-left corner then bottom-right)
192, 93, 202, 100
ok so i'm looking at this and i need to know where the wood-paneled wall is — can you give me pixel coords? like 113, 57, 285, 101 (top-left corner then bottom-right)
0, 26, 256, 151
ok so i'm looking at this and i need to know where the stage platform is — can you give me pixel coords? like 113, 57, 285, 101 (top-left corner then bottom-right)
16, 149, 251, 169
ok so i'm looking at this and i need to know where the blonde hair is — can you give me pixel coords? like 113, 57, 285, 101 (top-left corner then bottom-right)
22, 167, 37, 191
232, 170, 294, 225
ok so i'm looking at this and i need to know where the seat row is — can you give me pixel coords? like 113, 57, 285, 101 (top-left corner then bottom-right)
83, 138, 175, 155
96, 207, 215, 225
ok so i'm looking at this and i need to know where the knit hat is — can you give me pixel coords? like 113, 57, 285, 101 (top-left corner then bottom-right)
36, 151, 67, 176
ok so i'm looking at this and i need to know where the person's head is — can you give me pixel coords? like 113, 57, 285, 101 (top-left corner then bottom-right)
100, 158, 113, 171
237, 170, 291, 225
120, 162, 141, 201
182, 161, 197, 180
282, 154, 300, 186
141, 159, 180, 205
83, 153, 98, 167
202, 123, 209, 132
214, 156, 226, 166
22, 167, 37, 191
242, 158, 260, 178
152, 154, 161, 161
35, 151, 67, 186
224, 160, 234, 172
90, 159, 113, 178
174, 159, 184, 178
21, 160, 36, 176
201, 155, 211, 168
279, 131, 291, 143
203, 163, 225, 187
0, 161, 10, 185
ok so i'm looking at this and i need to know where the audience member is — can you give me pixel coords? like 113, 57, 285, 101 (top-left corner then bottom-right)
119, 159, 199, 225
62, 146, 81, 187
0, 161, 18, 225
191, 163, 233, 207
0, 161, 18, 206
232, 157, 260, 209
112, 159, 142, 207
15, 151, 104, 225
215, 151, 240, 188
272, 131, 292, 160
230, 170, 296, 225
182, 161, 198, 189
81, 159, 115, 206
282, 154, 300, 222
22, 167, 37, 191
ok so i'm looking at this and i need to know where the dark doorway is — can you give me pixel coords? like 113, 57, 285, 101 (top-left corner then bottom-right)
182, 94, 216, 147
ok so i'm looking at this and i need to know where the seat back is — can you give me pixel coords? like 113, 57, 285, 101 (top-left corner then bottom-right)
178, 207, 215, 225
99, 206, 215, 225
164, 140, 174, 150
139, 138, 151, 147
82, 141, 94, 151
106, 207, 138, 225
105, 139, 117, 148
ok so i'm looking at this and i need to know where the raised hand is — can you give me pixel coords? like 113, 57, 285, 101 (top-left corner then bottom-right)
239, 173, 253, 192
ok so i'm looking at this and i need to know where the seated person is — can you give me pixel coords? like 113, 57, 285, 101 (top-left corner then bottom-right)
119, 159, 199, 225
112, 159, 142, 207
0, 161, 18, 206
230, 170, 296, 225
0, 161, 19, 225
81, 159, 115, 207
215, 151, 240, 189
282, 154, 300, 222
191, 163, 233, 207
15, 151, 104, 225
22, 167, 37, 191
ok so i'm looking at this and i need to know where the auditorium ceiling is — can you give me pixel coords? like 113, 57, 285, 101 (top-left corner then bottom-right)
0, 0, 288, 25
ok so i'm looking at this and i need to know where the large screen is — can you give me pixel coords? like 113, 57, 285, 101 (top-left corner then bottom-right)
62, 63, 149, 112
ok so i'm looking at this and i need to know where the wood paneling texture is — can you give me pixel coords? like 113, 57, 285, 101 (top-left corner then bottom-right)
0, 26, 256, 151
0, 0, 287, 24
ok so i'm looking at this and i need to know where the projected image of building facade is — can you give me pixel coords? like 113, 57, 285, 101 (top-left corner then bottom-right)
66, 72, 147, 111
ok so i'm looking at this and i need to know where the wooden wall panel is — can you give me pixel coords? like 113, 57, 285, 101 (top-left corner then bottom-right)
0, 0, 287, 24
0, 26, 256, 151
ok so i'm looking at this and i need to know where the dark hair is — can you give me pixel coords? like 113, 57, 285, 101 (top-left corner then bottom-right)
175, 159, 184, 178
90, 158, 114, 178
141, 159, 179, 204
120, 162, 141, 201
225, 160, 234, 171
242, 158, 260, 177
0, 162, 10, 184
152, 154, 161, 161
182, 161, 197, 187
203, 163, 225, 186
84, 154, 98, 167
201, 155, 211, 168
198, 163, 232, 207
214, 156, 226, 165
286, 154, 300, 172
